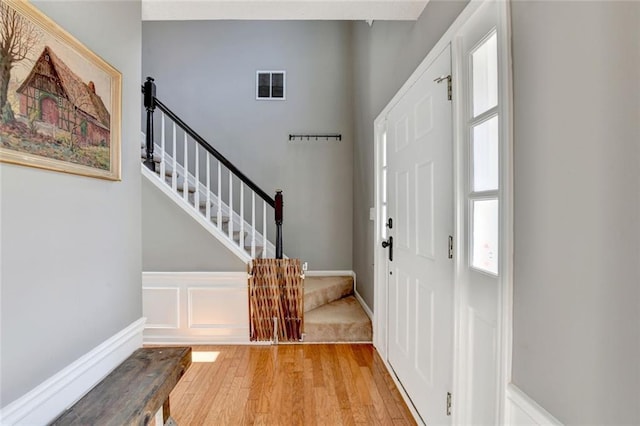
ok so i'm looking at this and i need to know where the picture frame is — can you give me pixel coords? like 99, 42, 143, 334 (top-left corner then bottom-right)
0, 0, 121, 180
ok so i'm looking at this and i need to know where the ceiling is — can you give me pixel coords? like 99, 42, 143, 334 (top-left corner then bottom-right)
141, 0, 430, 21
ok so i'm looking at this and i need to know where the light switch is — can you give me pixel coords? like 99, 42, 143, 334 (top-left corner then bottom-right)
369, 207, 376, 221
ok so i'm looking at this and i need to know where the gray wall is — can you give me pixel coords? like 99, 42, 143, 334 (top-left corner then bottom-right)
142, 178, 245, 271
0, 1, 142, 407
511, 1, 640, 424
142, 20, 353, 270
350, 1, 469, 308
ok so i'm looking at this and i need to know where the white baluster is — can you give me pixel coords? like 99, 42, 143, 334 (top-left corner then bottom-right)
263, 200, 267, 258
228, 170, 233, 240
251, 193, 256, 258
160, 112, 165, 179
240, 183, 244, 249
172, 123, 177, 191
183, 133, 188, 202
206, 154, 211, 220
194, 143, 200, 209
217, 161, 222, 230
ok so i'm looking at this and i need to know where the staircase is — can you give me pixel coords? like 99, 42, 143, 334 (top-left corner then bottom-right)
142, 78, 371, 344
141, 77, 280, 262
140, 143, 269, 259
304, 275, 372, 342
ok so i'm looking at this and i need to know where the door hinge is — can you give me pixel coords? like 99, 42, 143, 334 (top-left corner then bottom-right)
434, 75, 452, 101
448, 235, 453, 259
446, 392, 452, 416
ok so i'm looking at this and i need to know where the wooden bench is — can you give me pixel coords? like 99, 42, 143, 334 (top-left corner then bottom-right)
51, 347, 192, 426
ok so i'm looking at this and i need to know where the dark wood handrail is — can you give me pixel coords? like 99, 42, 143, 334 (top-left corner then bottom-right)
142, 81, 275, 208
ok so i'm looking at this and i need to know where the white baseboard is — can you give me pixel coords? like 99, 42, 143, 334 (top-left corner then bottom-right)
144, 337, 270, 345
354, 290, 373, 319
0, 318, 145, 426
506, 383, 563, 425
305, 270, 355, 278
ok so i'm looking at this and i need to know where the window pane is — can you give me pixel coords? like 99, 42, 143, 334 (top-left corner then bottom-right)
472, 32, 498, 117
382, 132, 387, 167
272, 73, 284, 98
472, 199, 498, 275
258, 73, 270, 98
382, 168, 387, 204
472, 115, 499, 192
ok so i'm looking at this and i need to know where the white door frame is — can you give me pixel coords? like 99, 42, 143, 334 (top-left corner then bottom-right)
373, 1, 514, 424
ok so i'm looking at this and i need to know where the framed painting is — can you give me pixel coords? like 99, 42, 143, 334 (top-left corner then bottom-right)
0, 0, 121, 180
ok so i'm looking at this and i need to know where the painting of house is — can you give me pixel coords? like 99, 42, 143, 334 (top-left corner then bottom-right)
16, 46, 110, 147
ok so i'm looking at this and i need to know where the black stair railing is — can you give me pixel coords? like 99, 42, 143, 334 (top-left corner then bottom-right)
142, 76, 283, 259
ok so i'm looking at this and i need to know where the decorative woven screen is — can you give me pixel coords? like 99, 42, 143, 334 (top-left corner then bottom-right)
248, 258, 304, 342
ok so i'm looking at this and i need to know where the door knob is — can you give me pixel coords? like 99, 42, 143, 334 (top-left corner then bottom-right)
381, 236, 393, 261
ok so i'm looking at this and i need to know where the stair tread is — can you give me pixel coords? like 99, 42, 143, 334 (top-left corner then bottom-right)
304, 275, 353, 313
304, 296, 372, 342
164, 176, 196, 193
246, 246, 264, 257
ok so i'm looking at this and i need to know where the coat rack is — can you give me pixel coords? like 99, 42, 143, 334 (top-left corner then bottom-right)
288, 133, 342, 142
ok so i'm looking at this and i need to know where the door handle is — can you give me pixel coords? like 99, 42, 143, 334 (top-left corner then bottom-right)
381, 236, 393, 261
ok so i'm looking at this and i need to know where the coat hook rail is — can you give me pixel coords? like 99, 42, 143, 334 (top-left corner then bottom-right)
288, 133, 342, 142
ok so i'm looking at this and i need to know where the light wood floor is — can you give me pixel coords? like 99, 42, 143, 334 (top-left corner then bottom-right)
168, 344, 417, 425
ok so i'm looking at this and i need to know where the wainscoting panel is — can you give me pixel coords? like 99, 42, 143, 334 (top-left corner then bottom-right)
188, 287, 248, 329
143, 287, 180, 329
143, 272, 250, 344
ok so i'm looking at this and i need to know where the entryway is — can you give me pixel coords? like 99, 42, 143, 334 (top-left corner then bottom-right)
374, 1, 513, 424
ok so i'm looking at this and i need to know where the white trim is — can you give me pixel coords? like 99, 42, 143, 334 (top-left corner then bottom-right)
0, 318, 145, 426
354, 290, 373, 320
143, 336, 269, 345
373, 120, 388, 355
304, 270, 355, 278
143, 271, 248, 280
505, 384, 563, 426
497, 0, 515, 422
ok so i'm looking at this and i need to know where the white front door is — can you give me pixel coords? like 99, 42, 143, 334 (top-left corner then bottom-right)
385, 45, 454, 425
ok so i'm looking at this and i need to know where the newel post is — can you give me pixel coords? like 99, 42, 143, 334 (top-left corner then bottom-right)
275, 190, 283, 259
143, 76, 156, 172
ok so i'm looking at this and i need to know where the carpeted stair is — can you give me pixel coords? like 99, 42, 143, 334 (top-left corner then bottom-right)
303, 275, 372, 343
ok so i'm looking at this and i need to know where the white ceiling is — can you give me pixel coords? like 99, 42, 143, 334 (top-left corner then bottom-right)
141, 0, 430, 21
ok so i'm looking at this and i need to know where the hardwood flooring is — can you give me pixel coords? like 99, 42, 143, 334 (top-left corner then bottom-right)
168, 344, 417, 425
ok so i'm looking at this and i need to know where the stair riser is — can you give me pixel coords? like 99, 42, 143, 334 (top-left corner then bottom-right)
304, 276, 353, 313
303, 323, 372, 343
303, 291, 371, 343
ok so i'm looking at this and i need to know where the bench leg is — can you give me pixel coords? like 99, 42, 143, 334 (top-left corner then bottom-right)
163, 398, 171, 424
